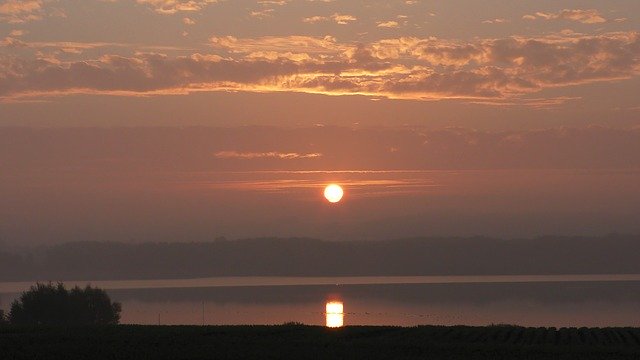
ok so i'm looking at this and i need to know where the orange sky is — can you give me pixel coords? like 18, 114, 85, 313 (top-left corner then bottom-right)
1, 127, 640, 245
1, 1, 639, 245
0, 0, 638, 128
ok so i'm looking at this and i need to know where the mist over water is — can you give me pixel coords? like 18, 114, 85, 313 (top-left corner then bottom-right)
2, 277, 639, 327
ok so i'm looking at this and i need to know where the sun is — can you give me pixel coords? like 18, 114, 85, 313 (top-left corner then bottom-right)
324, 184, 344, 203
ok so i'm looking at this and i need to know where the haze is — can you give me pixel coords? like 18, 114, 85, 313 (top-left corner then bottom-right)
1, 0, 639, 249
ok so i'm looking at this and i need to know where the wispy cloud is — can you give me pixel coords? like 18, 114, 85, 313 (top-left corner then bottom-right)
214, 151, 323, 159
257, 0, 289, 5
482, 18, 509, 24
210, 34, 345, 52
303, 13, 356, 25
523, 9, 607, 24
0, 39, 193, 53
202, 178, 440, 196
250, 8, 274, 18
377, 21, 399, 28
135, 0, 220, 14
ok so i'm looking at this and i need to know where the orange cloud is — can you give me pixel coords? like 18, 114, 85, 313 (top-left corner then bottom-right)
214, 151, 322, 159
210, 35, 347, 55
331, 13, 356, 24
250, 8, 274, 18
1, 32, 638, 103
136, 0, 220, 14
377, 21, 399, 28
523, 9, 607, 24
302, 13, 356, 25
0, 0, 43, 23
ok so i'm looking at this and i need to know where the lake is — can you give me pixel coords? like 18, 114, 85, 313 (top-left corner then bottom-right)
1, 275, 640, 327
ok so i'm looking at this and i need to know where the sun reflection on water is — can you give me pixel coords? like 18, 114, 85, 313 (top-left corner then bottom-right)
325, 301, 344, 328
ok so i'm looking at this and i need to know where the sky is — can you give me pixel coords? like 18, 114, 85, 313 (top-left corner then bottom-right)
0, 0, 639, 246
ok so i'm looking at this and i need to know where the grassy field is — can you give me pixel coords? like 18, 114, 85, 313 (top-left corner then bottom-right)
2, 324, 640, 359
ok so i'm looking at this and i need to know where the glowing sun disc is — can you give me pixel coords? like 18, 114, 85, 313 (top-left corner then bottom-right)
324, 184, 344, 203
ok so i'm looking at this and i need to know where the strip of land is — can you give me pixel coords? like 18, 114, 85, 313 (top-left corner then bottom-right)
2, 325, 640, 360
4, 274, 640, 294
3, 235, 640, 282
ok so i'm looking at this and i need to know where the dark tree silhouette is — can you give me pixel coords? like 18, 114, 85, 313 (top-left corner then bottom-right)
9, 283, 121, 325
0, 309, 6, 325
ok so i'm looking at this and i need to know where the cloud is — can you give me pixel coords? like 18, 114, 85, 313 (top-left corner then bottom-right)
9, 29, 26, 36
482, 18, 509, 24
331, 13, 356, 24
523, 9, 607, 24
0, 0, 44, 23
0, 36, 27, 48
0, 39, 191, 53
368, 32, 640, 96
210, 35, 349, 57
377, 21, 399, 28
257, 0, 289, 5
135, 0, 220, 14
250, 8, 274, 18
214, 151, 322, 159
302, 15, 325, 24
1, 32, 638, 102
303, 13, 356, 25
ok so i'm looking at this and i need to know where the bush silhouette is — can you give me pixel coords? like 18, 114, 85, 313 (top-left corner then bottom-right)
9, 282, 121, 325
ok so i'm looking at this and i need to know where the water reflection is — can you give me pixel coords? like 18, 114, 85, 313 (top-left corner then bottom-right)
3, 281, 640, 327
325, 301, 344, 328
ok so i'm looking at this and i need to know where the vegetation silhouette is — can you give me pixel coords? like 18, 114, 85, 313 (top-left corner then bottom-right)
9, 282, 121, 325
2, 234, 640, 282
0, 309, 6, 325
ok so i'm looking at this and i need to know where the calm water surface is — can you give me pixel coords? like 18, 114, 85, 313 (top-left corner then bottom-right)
1, 275, 639, 327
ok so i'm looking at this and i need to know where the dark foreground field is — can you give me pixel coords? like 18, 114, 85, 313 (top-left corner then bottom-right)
2, 325, 640, 360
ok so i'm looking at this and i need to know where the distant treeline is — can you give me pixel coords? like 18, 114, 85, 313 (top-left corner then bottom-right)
1, 235, 639, 281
